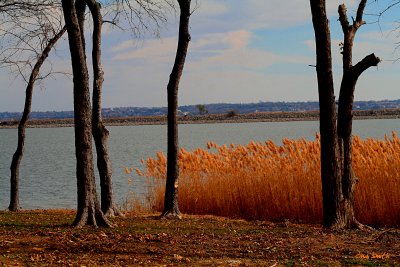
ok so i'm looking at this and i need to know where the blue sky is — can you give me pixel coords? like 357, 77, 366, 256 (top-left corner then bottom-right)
0, 0, 399, 112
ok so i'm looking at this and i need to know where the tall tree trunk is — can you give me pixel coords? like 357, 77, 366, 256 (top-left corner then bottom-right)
337, 2, 380, 229
8, 26, 66, 212
309, 0, 343, 228
162, 0, 191, 219
310, 0, 380, 229
85, 0, 122, 217
75, 0, 86, 53
62, 0, 111, 227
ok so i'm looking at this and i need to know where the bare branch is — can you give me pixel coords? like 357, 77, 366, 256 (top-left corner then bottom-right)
352, 53, 381, 78
375, 0, 400, 18
355, 0, 367, 25
100, 0, 175, 37
338, 4, 351, 33
0, 0, 64, 81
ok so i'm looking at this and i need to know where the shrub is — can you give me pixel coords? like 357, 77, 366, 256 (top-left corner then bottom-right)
226, 109, 238, 118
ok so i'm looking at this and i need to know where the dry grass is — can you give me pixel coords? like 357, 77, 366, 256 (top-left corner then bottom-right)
132, 133, 400, 226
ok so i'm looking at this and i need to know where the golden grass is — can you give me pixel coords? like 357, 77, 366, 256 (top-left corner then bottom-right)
134, 133, 400, 226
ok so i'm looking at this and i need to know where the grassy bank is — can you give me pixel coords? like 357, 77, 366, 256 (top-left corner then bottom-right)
134, 134, 400, 227
0, 210, 399, 266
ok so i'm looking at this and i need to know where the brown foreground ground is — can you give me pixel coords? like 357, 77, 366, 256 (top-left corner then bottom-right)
0, 211, 399, 266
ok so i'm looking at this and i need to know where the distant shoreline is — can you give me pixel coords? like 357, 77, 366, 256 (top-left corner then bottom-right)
1, 109, 400, 128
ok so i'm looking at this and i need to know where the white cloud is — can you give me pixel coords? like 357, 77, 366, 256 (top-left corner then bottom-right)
179, 69, 318, 104
110, 40, 136, 53
305, 29, 399, 67
243, 0, 312, 29
192, 30, 310, 70
95, 28, 316, 109
195, 1, 229, 16
110, 38, 177, 63
111, 29, 311, 70
191, 0, 360, 32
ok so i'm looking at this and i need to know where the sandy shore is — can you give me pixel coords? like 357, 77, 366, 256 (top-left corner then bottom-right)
1, 109, 399, 128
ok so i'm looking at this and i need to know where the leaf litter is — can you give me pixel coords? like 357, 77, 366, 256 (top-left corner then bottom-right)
0, 210, 399, 266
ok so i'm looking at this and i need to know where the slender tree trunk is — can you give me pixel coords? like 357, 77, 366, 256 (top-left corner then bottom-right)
162, 0, 191, 219
8, 26, 66, 212
85, 0, 122, 217
62, 0, 111, 227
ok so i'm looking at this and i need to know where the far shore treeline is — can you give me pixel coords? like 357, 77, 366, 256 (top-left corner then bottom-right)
1, 99, 400, 121
0, 108, 400, 128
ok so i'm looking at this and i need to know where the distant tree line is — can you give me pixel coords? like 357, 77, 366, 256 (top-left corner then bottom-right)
1, 99, 400, 120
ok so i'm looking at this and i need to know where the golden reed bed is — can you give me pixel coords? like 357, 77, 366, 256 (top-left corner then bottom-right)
131, 133, 400, 226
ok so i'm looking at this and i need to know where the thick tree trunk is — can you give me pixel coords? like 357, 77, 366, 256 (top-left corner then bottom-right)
75, 0, 86, 53
62, 0, 111, 227
337, 58, 380, 228
162, 0, 191, 219
337, 73, 359, 228
336, 2, 380, 229
8, 26, 66, 212
309, 0, 343, 228
85, 0, 122, 217
310, 0, 380, 229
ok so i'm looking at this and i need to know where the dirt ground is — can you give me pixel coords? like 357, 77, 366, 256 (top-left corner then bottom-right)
0, 210, 399, 266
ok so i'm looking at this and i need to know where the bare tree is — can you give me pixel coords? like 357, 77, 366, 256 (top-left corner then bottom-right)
80, 0, 174, 217
0, 0, 66, 211
309, 0, 380, 229
375, 1, 400, 56
336, 2, 380, 229
104, 0, 174, 36
0, 1, 63, 75
84, 0, 174, 217
2, 0, 174, 218
8, 26, 66, 211
162, 0, 192, 219
85, 0, 123, 217
62, 0, 111, 227
0, 1, 55, 10
61, 0, 172, 225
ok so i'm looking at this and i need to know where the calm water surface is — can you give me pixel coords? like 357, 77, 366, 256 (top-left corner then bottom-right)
0, 119, 398, 209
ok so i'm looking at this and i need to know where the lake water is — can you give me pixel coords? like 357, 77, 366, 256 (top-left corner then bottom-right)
0, 119, 398, 210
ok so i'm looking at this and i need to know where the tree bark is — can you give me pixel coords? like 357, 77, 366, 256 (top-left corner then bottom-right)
310, 0, 380, 229
162, 0, 191, 219
75, 0, 86, 53
309, 0, 343, 228
85, 0, 122, 217
336, 1, 380, 228
8, 26, 66, 212
62, 0, 111, 227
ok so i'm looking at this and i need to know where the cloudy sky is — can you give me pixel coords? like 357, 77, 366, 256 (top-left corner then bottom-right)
0, 0, 399, 112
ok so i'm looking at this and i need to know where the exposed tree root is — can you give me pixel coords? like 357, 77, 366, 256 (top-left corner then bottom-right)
7, 207, 21, 212
73, 207, 113, 228
329, 218, 375, 232
352, 221, 375, 232
103, 205, 124, 217
160, 209, 182, 220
